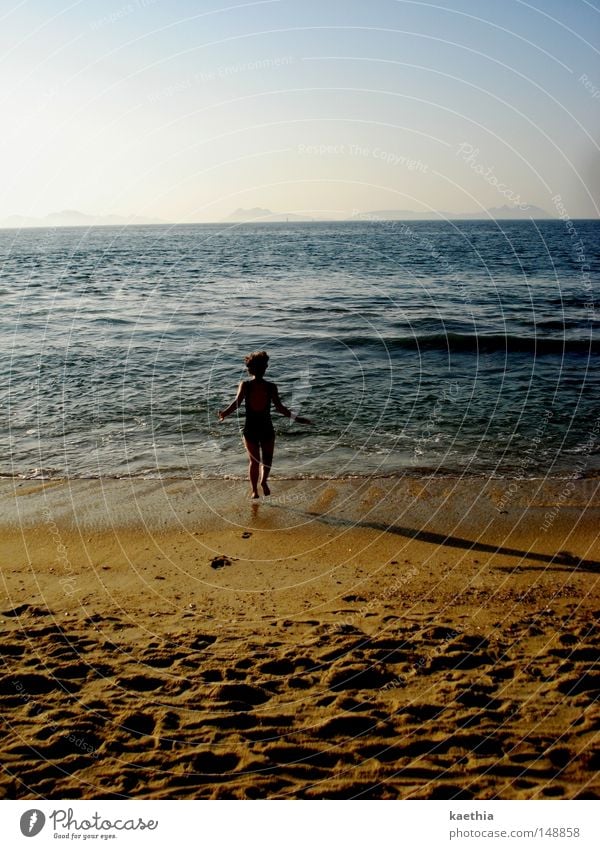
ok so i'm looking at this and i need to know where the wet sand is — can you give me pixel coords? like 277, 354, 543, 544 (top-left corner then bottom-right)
0, 476, 599, 799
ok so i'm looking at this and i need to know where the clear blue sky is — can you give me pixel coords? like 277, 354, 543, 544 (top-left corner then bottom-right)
1, 0, 599, 220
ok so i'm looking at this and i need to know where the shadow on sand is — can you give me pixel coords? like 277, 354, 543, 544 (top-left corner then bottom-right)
266, 504, 600, 573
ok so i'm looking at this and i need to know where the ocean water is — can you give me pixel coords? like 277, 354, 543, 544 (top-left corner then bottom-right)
1, 219, 599, 480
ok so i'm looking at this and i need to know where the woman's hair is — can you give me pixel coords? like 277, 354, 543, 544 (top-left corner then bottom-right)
244, 350, 269, 377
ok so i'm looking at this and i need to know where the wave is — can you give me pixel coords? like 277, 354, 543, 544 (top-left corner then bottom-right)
342, 332, 600, 355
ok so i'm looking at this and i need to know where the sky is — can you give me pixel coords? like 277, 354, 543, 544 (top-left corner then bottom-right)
1, 0, 599, 221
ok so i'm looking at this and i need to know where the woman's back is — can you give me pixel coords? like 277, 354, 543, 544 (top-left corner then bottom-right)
245, 379, 273, 414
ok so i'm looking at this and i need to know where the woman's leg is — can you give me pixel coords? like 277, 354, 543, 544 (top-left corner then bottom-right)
260, 438, 275, 495
243, 438, 261, 498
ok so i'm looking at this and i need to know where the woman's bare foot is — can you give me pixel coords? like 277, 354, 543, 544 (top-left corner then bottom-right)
261, 482, 270, 496
250, 489, 259, 499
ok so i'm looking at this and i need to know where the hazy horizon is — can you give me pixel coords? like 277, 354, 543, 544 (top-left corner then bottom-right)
4, 202, 594, 229
2, 0, 599, 222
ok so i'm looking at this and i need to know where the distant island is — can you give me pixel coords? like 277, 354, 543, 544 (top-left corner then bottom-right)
224, 207, 316, 222
0, 210, 166, 229
350, 204, 552, 221
224, 204, 553, 222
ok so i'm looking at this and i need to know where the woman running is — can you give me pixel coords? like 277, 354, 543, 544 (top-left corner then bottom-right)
218, 351, 312, 498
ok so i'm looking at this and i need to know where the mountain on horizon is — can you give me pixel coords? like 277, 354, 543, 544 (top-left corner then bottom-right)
225, 204, 554, 222
0, 204, 568, 230
224, 207, 315, 222
352, 204, 552, 221
0, 210, 166, 229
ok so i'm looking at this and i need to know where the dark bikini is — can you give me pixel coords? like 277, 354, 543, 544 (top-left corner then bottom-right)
242, 380, 276, 444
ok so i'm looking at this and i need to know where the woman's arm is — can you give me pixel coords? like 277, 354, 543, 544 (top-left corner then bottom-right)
218, 381, 245, 421
271, 383, 312, 425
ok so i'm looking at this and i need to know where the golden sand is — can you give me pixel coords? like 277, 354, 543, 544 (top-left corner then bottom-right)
0, 476, 598, 799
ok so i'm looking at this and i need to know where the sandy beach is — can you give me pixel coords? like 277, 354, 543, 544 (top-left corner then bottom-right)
0, 475, 598, 799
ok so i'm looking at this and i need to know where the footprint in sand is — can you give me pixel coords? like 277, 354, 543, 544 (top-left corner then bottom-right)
315, 714, 382, 738
117, 674, 165, 692
401, 703, 446, 722
143, 652, 186, 668
0, 672, 57, 696
120, 712, 156, 737
455, 687, 504, 710
259, 658, 296, 675
556, 672, 600, 697
37, 732, 103, 760
170, 753, 241, 787
0, 643, 25, 657
211, 682, 271, 709
429, 649, 495, 672
313, 487, 337, 512
1, 604, 52, 618
191, 751, 240, 774
326, 663, 393, 691
264, 744, 339, 769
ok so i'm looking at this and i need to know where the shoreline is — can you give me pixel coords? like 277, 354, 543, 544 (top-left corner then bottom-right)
3, 468, 600, 482
2, 475, 599, 531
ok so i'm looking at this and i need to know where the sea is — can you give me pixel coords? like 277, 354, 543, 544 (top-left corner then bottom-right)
1, 219, 599, 480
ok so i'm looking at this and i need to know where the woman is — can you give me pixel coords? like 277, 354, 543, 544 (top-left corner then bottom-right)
218, 351, 312, 498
